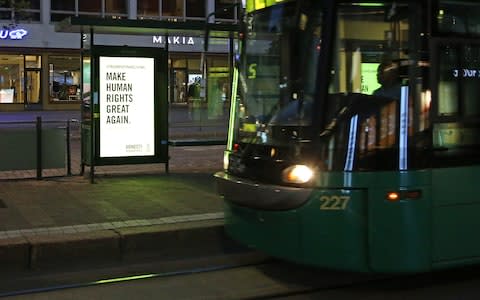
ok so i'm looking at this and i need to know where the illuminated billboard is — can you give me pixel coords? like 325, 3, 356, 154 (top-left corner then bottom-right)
99, 56, 155, 158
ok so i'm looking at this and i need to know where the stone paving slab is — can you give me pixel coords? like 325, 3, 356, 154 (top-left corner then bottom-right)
0, 144, 237, 271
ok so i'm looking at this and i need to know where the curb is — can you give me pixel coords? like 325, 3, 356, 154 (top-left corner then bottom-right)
0, 219, 245, 272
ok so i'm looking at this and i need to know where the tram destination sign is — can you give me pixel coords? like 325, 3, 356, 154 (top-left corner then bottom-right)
99, 56, 155, 158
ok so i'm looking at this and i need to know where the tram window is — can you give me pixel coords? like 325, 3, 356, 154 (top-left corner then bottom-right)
329, 3, 410, 95
437, 43, 480, 117
438, 1, 480, 36
437, 45, 459, 115
321, 2, 428, 171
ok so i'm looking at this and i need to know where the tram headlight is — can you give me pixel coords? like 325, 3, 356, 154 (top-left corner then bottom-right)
282, 165, 314, 184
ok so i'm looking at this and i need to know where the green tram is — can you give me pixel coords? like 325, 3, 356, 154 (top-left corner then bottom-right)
214, 0, 480, 273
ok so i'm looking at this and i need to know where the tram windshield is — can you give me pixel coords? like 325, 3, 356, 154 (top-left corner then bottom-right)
231, 1, 422, 173
236, 0, 323, 144
230, 0, 480, 175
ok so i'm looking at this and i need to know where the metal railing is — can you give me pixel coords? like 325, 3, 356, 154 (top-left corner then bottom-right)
0, 117, 80, 180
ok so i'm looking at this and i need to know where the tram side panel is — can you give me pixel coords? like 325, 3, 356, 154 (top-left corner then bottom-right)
300, 188, 369, 272
368, 181, 432, 273
432, 166, 480, 269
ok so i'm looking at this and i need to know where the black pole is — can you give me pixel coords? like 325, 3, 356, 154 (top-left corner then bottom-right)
90, 27, 95, 184
80, 28, 85, 177
36, 116, 42, 180
66, 120, 72, 176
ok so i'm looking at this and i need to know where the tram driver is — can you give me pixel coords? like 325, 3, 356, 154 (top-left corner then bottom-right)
373, 61, 402, 100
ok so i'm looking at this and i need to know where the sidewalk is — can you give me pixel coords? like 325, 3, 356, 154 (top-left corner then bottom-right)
0, 145, 238, 272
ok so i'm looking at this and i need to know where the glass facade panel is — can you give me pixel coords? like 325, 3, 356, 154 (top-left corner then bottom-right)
163, 0, 184, 17
186, 0, 205, 18
51, 0, 75, 21
51, 0, 75, 11
79, 0, 101, 13
138, 0, 159, 18
187, 58, 200, 71
0, 0, 41, 21
105, 0, 128, 16
215, 0, 235, 19
49, 55, 81, 102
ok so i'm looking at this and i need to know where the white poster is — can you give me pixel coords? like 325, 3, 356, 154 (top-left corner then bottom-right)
99, 56, 155, 157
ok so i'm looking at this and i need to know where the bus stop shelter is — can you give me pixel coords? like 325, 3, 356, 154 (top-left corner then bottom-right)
55, 17, 239, 183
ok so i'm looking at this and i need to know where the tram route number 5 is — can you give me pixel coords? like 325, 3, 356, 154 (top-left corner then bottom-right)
319, 195, 350, 210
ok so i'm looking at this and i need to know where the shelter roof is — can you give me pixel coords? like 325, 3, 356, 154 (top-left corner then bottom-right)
55, 16, 239, 38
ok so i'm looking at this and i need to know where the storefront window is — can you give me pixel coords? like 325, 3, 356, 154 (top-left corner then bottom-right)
49, 55, 81, 102
138, 0, 159, 19
0, 55, 23, 104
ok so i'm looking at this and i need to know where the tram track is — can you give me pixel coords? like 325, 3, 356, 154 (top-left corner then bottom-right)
4, 256, 480, 299
245, 264, 480, 300
0, 252, 272, 299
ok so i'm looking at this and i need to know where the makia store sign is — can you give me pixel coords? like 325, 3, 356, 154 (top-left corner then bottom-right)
99, 56, 155, 158
152, 36, 194, 45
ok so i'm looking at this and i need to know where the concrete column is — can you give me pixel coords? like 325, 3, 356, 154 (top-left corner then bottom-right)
128, 0, 137, 19
41, 0, 50, 24
206, 0, 215, 23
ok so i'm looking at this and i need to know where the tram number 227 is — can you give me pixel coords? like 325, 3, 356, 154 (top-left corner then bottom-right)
319, 195, 350, 210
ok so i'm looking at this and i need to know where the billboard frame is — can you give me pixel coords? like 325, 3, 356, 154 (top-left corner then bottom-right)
89, 45, 168, 168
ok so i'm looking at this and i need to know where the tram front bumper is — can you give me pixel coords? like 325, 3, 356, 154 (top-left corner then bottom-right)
214, 171, 313, 211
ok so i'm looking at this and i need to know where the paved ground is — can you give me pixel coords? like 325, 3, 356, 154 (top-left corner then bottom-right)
0, 110, 236, 272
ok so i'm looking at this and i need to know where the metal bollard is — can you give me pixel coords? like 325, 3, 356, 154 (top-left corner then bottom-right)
66, 120, 72, 176
36, 116, 42, 180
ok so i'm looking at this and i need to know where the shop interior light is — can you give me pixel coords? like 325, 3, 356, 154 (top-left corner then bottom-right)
282, 165, 313, 184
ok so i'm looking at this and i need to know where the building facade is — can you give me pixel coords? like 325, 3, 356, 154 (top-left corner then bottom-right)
0, 0, 238, 113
